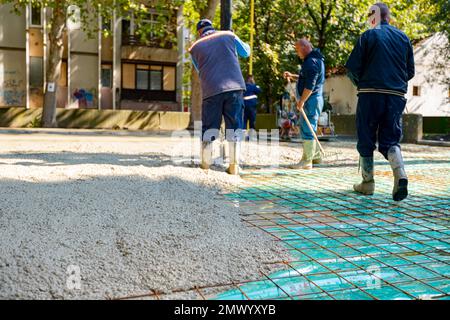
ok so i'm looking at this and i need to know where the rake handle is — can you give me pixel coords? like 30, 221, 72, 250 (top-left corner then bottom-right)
299, 108, 325, 155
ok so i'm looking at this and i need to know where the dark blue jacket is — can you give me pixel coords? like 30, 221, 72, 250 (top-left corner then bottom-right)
244, 83, 261, 107
345, 21, 415, 95
297, 49, 325, 96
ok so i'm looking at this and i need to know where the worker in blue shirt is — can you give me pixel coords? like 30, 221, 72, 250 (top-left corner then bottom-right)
189, 19, 250, 175
345, 3, 415, 201
284, 38, 325, 169
243, 75, 261, 140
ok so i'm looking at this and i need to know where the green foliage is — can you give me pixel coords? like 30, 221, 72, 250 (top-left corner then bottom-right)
28, 116, 42, 128
231, 0, 447, 110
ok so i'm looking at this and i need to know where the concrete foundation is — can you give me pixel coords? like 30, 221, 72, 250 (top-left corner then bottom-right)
0, 107, 190, 131
0, 107, 427, 142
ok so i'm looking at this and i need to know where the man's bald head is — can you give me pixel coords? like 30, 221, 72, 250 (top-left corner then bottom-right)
295, 38, 313, 59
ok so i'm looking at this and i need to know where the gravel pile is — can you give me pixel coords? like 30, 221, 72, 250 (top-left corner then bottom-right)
0, 132, 291, 299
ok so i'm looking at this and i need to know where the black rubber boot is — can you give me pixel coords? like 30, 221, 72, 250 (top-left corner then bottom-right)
387, 146, 408, 201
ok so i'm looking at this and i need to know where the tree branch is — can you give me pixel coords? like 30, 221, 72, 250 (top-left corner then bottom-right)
305, 1, 321, 33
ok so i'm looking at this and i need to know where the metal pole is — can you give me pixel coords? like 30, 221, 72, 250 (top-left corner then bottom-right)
67, 27, 71, 108
98, 11, 102, 110
43, 7, 47, 88
112, 7, 117, 110
25, 3, 30, 109
249, 0, 254, 75
176, 6, 184, 111
220, 0, 232, 31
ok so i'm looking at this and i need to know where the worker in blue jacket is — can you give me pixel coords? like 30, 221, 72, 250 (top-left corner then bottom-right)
345, 3, 415, 201
189, 19, 250, 175
243, 75, 261, 140
284, 38, 325, 169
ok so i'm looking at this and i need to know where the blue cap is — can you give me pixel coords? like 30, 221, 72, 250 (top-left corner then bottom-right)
196, 19, 213, 31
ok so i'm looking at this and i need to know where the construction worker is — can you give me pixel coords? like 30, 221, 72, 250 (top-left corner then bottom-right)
243, 75, 261, 140
346, 3, 415, 201
284, 38, 325, 169
189, 19, 250, 175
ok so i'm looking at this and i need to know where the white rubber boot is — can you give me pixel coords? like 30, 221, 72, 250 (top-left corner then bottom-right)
200, 141, 213, 170
388, 146, 408, 201
354, 156, 375, 195
226, 141, 240, 175
248, 129, 258, 142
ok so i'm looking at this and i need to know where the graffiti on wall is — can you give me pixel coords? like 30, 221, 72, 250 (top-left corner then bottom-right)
73, 88, 96, 108
0, 76, 26, 106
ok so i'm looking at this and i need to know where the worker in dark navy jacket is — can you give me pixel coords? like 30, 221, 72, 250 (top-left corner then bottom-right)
345, 2, 415, 201
284, 38, 325, 169
243, 75, 261, 139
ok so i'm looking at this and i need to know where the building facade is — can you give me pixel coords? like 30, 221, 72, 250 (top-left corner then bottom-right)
0, 3, 185, 112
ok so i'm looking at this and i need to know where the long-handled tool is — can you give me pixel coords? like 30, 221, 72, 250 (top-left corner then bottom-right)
287, 78, 325, 155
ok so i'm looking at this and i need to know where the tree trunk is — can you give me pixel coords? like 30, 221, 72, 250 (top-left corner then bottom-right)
189, 0, 220, 128
41, 3, 66, 128
318, 33, 326, 51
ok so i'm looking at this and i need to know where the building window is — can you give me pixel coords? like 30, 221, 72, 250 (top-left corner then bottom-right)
136, 67, 149, 90
121, 19, 137, 45
30, 57, 43, 88
122, 10, 175, 48
145, 12, 160, 41
30, 4, 42, 27
121, 62, 176, 101
102, 19, 111, 33
413, 86, 421, 96
150, 66, 162, 90
121, 63, 175, 91
101, 64, 112, 88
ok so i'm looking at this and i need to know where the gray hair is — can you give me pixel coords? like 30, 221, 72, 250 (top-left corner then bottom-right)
296, 38, 313, 48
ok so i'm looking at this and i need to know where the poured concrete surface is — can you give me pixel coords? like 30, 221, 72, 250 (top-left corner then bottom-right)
0, 128, 448, 300
213, 159, 449, 300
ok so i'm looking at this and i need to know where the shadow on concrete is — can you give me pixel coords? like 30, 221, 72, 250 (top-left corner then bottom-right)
0, 152, 195, 169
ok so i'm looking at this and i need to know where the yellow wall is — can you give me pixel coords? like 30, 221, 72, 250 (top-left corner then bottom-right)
101, 36, 113, 61
29, 28, 43, 57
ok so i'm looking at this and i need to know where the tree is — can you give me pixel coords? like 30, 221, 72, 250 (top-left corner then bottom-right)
233, 0, 447, 111
2, 0, 181, 127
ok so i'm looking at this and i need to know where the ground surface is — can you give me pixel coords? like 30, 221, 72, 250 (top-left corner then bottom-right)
0, 128, 448, 300
0, 129, 290, 299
